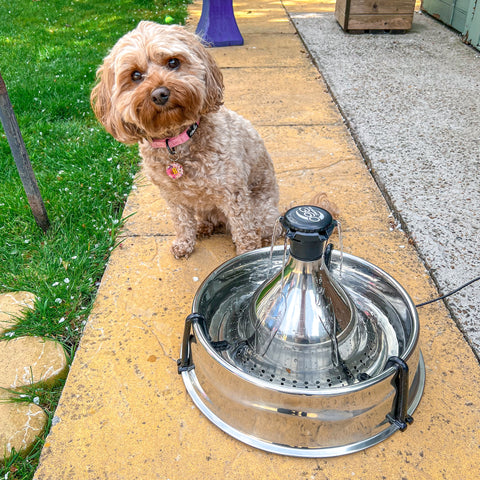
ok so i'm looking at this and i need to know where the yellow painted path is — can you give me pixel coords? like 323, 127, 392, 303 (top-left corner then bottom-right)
35, 1, 480, 478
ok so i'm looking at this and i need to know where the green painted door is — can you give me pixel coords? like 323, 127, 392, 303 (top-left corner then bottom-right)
422, 0, 471, 32
422, 0, 480, 50
464, 0, 480, 49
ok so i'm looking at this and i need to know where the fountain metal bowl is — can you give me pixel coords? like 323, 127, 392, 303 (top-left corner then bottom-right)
178, 246, 425, 457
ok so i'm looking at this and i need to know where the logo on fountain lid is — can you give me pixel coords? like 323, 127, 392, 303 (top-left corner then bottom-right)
295, 206, 325, 223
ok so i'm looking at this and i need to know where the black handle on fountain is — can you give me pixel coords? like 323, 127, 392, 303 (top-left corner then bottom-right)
177, 313, 229, 374
386, 356, 414, 431
280, 205, 337, 261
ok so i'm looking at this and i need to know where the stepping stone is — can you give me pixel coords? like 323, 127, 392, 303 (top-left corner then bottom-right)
0, 336, 69, 389
0, 291, 36, 335
0, 402, 47, 456
0, 292, 69, 459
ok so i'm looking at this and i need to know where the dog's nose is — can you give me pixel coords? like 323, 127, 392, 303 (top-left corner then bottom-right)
151, 87, 170, 106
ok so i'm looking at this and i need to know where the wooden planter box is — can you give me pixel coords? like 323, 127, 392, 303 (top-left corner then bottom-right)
335, 0, 416, 31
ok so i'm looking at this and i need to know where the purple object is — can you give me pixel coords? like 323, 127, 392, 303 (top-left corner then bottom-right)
196, 0, 244, 47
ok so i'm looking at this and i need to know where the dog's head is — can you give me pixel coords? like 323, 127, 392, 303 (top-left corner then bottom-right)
90, 21, 224, 144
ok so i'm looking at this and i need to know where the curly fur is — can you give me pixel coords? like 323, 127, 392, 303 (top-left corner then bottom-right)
91, 21, 280, 258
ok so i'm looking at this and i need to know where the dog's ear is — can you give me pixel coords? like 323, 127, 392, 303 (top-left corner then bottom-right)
196, 42, 224, 114
90, 62, 114, 131
90, 58, 142, 144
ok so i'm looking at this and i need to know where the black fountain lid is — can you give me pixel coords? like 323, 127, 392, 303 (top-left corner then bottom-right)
281, 205, 336, 261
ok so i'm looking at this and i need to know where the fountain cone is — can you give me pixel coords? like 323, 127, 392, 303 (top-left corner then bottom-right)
178, 206, 425, 457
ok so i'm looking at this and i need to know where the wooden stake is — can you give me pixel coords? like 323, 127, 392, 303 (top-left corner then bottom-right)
0, 72, 50, 233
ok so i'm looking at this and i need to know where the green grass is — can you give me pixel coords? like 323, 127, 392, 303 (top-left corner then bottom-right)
0, 0, 190, 477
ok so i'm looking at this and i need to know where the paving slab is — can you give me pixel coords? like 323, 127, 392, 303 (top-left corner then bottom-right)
35, 1, 480, 479
221, 66, 342, 125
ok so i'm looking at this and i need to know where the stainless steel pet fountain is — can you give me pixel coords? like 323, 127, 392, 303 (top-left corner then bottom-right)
178, 206, 425, 457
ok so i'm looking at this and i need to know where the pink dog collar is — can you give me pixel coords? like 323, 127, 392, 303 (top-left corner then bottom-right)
150, 122, 199, 154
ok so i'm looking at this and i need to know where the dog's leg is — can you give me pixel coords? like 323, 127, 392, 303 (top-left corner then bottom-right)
169, 204, 197, 258
221, 194, 264, 254
231, 223, 261, 254
249, 167, 281, 248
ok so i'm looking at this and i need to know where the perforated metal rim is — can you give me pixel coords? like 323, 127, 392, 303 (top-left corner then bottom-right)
222, 307, 385, 388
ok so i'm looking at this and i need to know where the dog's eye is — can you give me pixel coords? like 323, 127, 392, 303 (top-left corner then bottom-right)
167, 58, 180, 70
131, 71, 144, 82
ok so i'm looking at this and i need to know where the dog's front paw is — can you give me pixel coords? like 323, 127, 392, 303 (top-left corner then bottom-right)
171, 238, 196, 259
